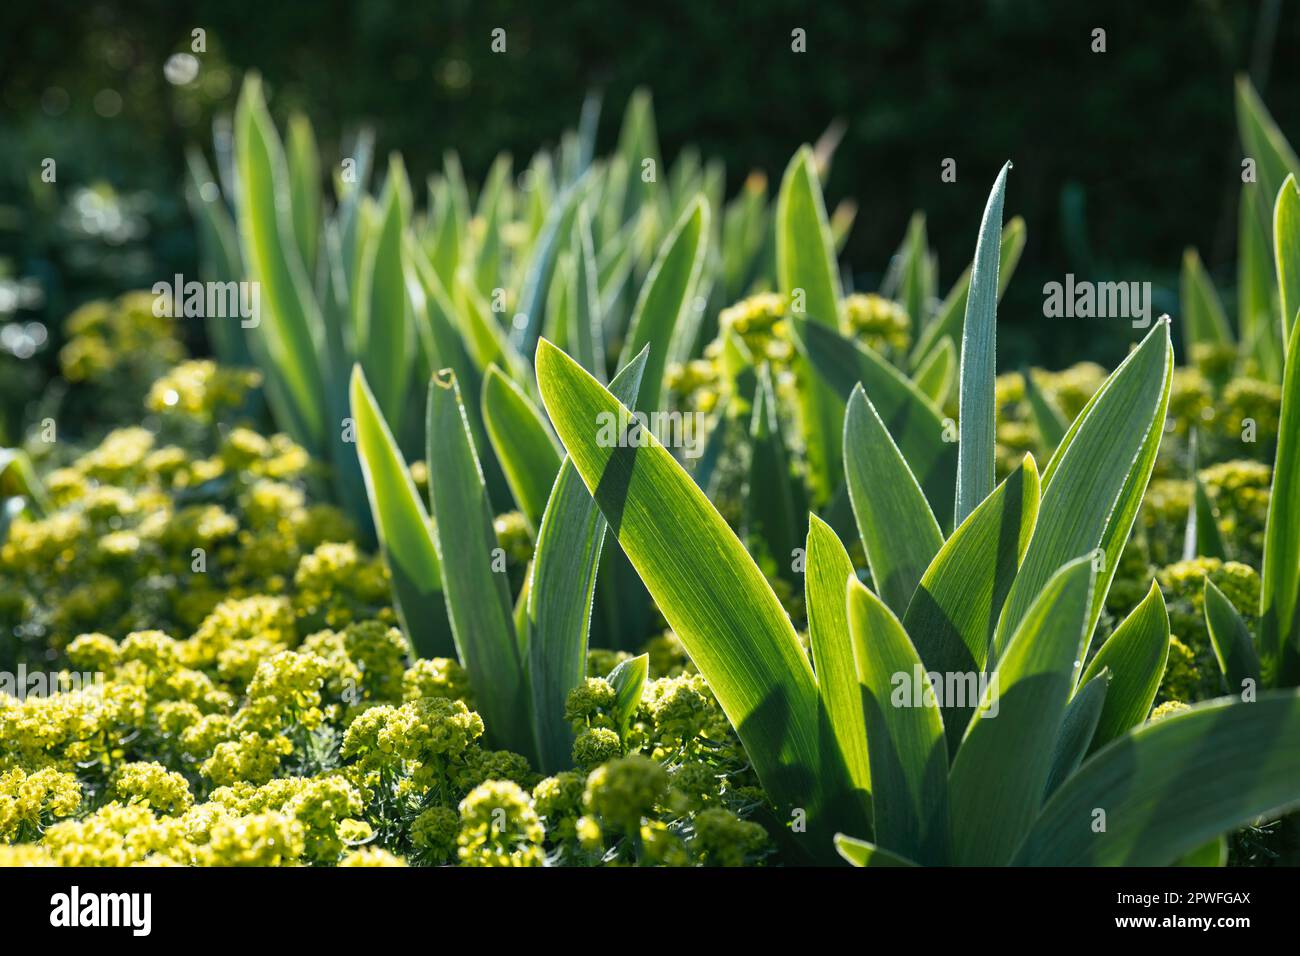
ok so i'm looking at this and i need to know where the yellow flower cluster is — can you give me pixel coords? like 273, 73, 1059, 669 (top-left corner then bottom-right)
146, 360, 261, 423
2, 336, 774, 868
0, 417, 367, 652
1155, 558, 1260, 704
841, 293, 911, 357
456, 780, 546, 867
717, 292, 791, 364
59, 294, 181, 381
1, 766, 82, 841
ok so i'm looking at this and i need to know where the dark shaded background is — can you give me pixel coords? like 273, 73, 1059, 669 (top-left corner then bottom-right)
2, 0, 1298, 380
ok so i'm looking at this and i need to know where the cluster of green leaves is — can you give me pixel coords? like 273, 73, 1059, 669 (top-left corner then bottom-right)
188, 77, 812, 540
1200, 209, 1300, 693
189, 79, 797, 772
1170, 79, 1300, 696
188, 78, 857, 769
334, 82, 734, 768
536, 159, 1300, 866
340, 116, 1030, 783
1177, 77, 1296, 385
182, 73, 1300, 865
0, 292, 773, 869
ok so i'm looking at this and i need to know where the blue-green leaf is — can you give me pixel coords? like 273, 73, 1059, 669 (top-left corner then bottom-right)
903, 455, 1040, 752
955, 162, 1011, 526
747, 365, 801, 581
995, 319, 1173, 662
910, 217, 1026, 371
949, 557, 1094, 865
1015, 691, 1300, 866
427, 370, 532, 758
1020, 367, 1067, 453
620, 196, 710, 412
844, 384, 943, 617
1044, 670, 1108, 799
794, 317, 956, 527
481, 365, 562, 536
1204, 578, 1262, 697
848, 577, 948, 863
527, 349, 648, 773
536, 339, 865, 854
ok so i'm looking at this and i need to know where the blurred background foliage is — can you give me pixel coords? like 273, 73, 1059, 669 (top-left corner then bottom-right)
2, 0, 1298, 443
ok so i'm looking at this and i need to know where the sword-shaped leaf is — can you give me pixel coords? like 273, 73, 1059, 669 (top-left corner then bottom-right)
898, 212, 932, 335
619, 196, 710, 412
848, 577, 948, 863
805, 515, 871, 796
956, 162, 1011, 526
357, 158, 411, 429
1043, 670, 1108, 799
1236, 76, 1300, 222
1079, 580, 1169, 751
913, 336, 955, 407
994, 319, 1173, 662
948, 557, 1094, 866
482, 365, 562, 536
747, 365, 801, 581
793, 317, 956, 526
1015, 691, 1300, 865
778, 146, 845, 503
527, 350, 647, 773
513, 170, 593, 356
427, 370, 532, 759
1239, 183, 1283, 382
184, 147, 251, 367
536, 339, 866, 854
568, 205, 606, 380
1020, 367, 1067, 453
1204, 578, 1262, 697
903, 455, 1040, 753
285, 114, 320, 278
911, 217, 1025, 371
1236, 76, 1296, 376
232, 73, 326, 451
1277, 175, 1300, 341
844, 384, 943, 617
1182, 431, 1225, 561
350, 366, 453, 658
1260, 286, 1300, 681
1179, 248, 1234, 364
